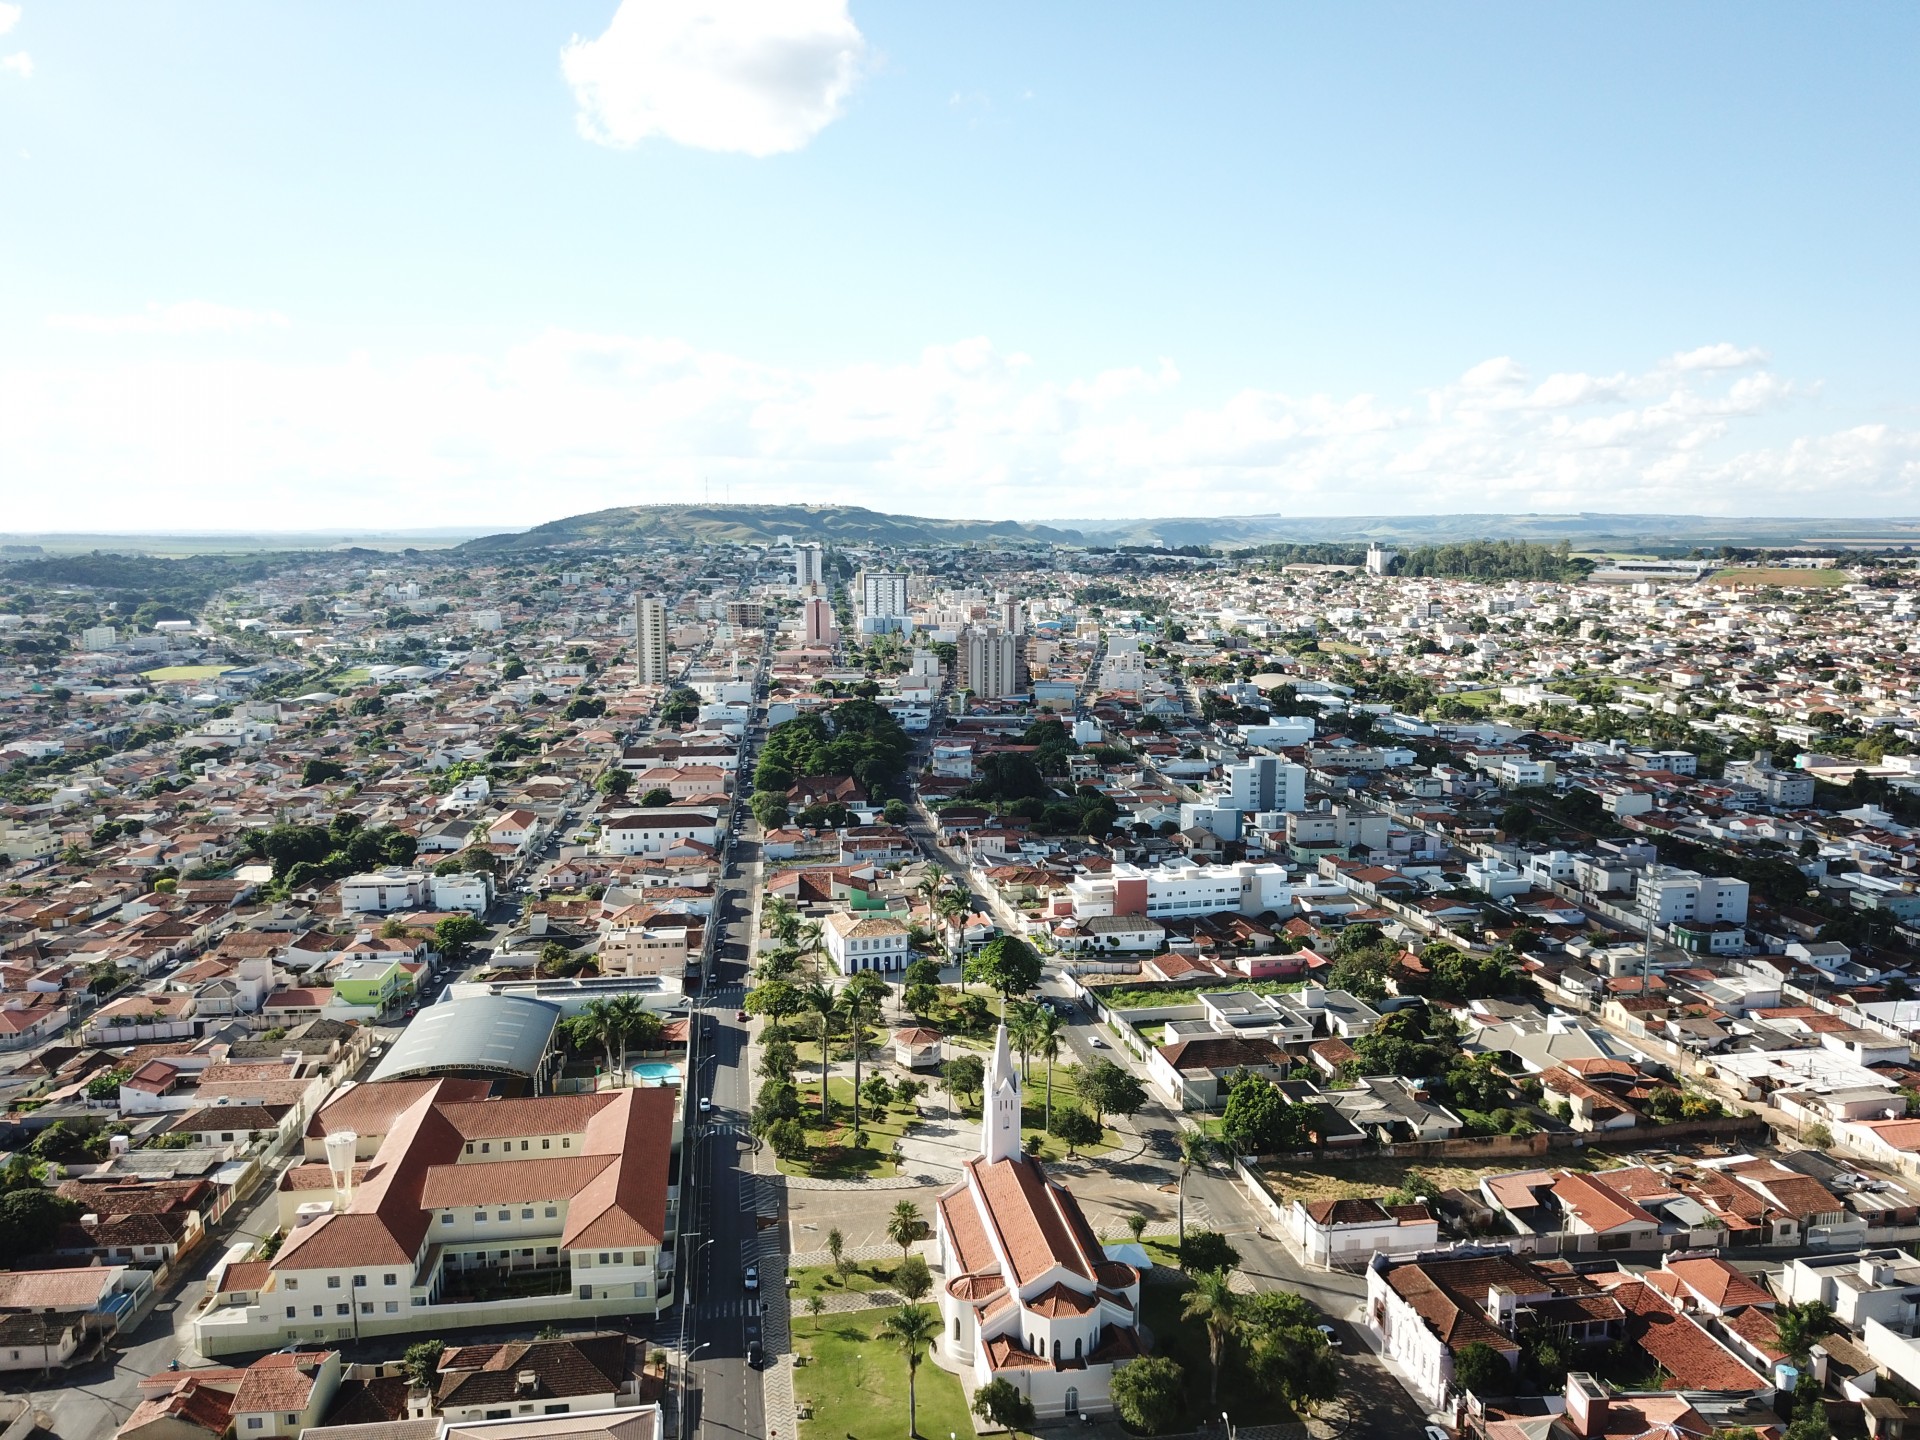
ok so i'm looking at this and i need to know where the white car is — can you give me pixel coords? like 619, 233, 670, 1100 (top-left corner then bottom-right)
697, 1097, 713, 1115
1317, 1323, 1340, 1349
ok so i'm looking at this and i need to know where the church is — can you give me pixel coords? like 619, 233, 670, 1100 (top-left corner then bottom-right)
933, 1024, 1145, 1422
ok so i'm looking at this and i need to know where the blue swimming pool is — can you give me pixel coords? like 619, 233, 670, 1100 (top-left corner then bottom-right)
630, 1061, 681, 1084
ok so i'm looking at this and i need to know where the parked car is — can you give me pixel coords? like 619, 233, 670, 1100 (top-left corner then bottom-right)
697, 1097, 713, 1115
1317, 1323, 1341, 1349
743, 1265, 759, 1291
736, 1009, 750, 1022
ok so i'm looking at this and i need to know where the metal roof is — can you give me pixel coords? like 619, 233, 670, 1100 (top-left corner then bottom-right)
369, 994, 561, 1083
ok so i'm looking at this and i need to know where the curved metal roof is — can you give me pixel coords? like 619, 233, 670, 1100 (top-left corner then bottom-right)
369, 994, 561, 1083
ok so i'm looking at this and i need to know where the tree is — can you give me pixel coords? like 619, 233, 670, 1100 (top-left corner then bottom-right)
1126, 1213, 1148, 1246
804, 1292, 826, 1333
827, 1227, 845, 1274
1454, 1340, 1511, 1397
1076, 1058, 1147, 1129
888, 1199, 925, 1267
744, 977, 800, 1037
564, 998, 623, 1075
1774, 1300, 1836, 1364
972, 1377, 1036, 1438
1032, 1005, 1065, 1131
1182, 1268, 1241, 1411
943, 1053, 986, 1108
1176, 1129, 1215, 1256
1050, 1105, 1101, 1156
1239, 1291, 1341, 1414
1111, 1354, 1186, 1434
752, 1079, 801, 1134
882, 1304, 945, 1440
765, 1118, 806, 1158
862, 1073, 894, 1112
639, 787, 673, 807
964, 935, 1043, 1001
434, 912, 486, 966
800, 981, 838, 1124
896, 1253, 933, 1304
759, 1037, 799, 1081
595, 768, 632, 798
402, 1339, 444, 1390
302, 757, 347, 787
1179, 1231, 1240, 1274
0, 1186, 83, 1256
842, 970, 890, 1141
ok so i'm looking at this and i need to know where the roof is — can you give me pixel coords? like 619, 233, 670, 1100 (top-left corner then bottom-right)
1664, 1256, 1776, 1311
308, 1078, 492, 1141
369, 995, 562, 1082
437, 1333, 631, 1408
0, 1265, 124, 1310
232, 1352, 332, 1414
441, 1406, 660, 1440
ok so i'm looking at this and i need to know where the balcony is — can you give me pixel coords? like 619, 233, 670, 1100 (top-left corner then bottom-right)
436, 1263, 573, 1305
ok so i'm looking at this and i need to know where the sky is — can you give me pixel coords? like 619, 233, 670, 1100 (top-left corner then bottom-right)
2, 1, 1918, 532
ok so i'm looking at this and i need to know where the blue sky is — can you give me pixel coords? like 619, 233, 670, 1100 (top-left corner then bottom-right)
2, 2, 1917, 530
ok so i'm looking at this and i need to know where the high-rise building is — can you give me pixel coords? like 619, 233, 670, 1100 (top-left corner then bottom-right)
803, 595, 835, 648
635, 596, 669, 684
794, 544, 825, 589
862, 570, 910, 620
1222, 755, 1306, 814
960, 626, 1022, 699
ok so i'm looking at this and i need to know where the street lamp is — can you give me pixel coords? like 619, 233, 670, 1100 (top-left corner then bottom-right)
678, 1340, 713, 1440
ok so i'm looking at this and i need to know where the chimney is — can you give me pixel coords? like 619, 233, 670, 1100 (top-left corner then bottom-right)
1565, 1373, 1608, 1438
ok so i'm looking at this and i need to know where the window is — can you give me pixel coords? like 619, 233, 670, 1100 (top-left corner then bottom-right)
384, 1273, 397, 1285
287, 1417, 297, 1427
246, 1420, 264, 1431
498, 1210, 510, 1222
562, 1138, 570, 1148
520, 1140, 529, 1151
327, 1276, 341, 1289
544, 1405, 568, 1415
481, 1142, 490, 1153
441, 1214, 454, 1227
542, 1138, 551, 1150
521, 1209, 533, 1220
285, 1279, 298, 1291
475, 1211, 486, 1223
352, 1275, 366, 1288
544, 1207, 557, 1219
613, 1252, 623, 1264
361, 1302, 373, 1314
285, 1307, 296, 1319
598, 1253, 609, 1264
312, 1306, 322, 1317
336, 1304, 349, 1316
221, 1132, 234, 1142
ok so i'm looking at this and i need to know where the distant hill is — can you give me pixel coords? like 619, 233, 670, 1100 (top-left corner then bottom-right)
458, 504, 1078, 552
1056, 513, 1920, 551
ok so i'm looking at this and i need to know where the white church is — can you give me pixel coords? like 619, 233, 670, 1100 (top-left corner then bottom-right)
933, 1024, 1146, 1422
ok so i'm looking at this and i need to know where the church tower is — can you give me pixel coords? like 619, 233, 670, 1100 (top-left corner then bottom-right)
983, 1021, 1022, 1163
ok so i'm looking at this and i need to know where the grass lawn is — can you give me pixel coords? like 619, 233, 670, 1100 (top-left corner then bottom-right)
1016, 1062, 1118, 1161
1139, 1282, 1296, 1431
140, 664, 235, 682
792, 1313, 975, 1440
779, 1077, 923, 1179
1439, 688, 1502, 710
1314, 639, 1367, 656
332, 667, 374, 684
786, 1260, 900, 1305
1708, 566, 1851, 588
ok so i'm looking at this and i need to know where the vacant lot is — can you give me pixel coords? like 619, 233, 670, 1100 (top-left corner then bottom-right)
1253, 1150, 1611, 1204
140, 664, 235, 682
1708, 566, 1851, 589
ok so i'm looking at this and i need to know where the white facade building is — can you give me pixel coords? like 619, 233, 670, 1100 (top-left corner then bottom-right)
1636, 867, 1750, 926
634, 597, 669, 685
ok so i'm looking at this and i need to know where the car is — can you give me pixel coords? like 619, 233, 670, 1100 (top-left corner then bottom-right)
743, 1265, 759, 1291
697, 1097, 713, 1114
1088, 1036, 1107, 1048
745, 1343, 762, 1370
1316, 1323, 1341, 1349
1424, 1428, 1451, 1440
736, 1009, 750, 1022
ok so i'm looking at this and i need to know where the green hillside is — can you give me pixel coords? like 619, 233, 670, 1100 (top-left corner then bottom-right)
458, 503, 1078, 552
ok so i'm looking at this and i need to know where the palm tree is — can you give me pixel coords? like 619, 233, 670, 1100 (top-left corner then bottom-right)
804, 1292, 825, 1332
1177, 1129, 1215, 1261
799, 981, 838, 1124
934, 890, 970, 957
843, 982, 879, 1142
888, 1199, 923, 1268
764, 895, 801, 946
1032, 1007, 1064, 1131
1006, 998, 1040, 1080
563, 998, 622, 1079
1181, 1267, 1241, 1412
1774, 1300, 1836, 1363
881, 1304, 944, 1438
797, 920, 827, 978
1126, 1213, 1148, 1246
607, 993, 650, 1074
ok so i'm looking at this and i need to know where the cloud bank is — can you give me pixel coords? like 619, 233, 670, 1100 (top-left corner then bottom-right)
562, 0, 866, 156
6, 321, 1917, 529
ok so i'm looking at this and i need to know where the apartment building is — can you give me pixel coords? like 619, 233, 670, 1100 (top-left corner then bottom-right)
1635, 867, 1750, 926
1065, 859, 1293, 922
633, 598, 668, 686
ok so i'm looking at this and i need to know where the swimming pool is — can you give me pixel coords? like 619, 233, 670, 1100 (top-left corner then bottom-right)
629, 1061, 681, 1085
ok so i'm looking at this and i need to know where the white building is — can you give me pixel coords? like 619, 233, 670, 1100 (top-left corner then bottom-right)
634, 597, 669, 686
340, 871, 430, 914
1636, 867, 1750, 926
429, 872, 494, 914
822, 912, 910, 973
596, 810, 722, 857
960, 626, 1022, 700
1066, 860, 1294, 923
1221, 755, 1306, 815
934, 1026, 1144, 1421
1288, 1197, 1439, 1268
862, 570, 910, 620
794, 543, 825, 589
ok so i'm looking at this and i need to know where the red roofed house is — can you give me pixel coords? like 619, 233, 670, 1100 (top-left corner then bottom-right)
934, 1025, 1143, 1423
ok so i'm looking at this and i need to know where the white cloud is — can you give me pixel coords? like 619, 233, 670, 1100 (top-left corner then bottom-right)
46, 301, 291, 335
1, 51, 28, 79
0, 5, 20, 37
1669, 342, 1768, 372
561, 0, 866, 157
2, 330, 1916, 530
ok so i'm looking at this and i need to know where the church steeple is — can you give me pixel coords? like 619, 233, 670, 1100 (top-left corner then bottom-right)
983, 1020, 1022, 1163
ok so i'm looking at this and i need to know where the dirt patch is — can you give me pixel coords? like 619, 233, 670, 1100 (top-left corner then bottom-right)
1253, 1150, 1613, 1204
